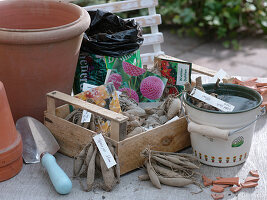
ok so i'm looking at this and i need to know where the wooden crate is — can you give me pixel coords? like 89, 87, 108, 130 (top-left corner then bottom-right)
44, 91, 191, 175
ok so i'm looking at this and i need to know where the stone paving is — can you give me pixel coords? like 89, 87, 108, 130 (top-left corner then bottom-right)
144, 30, 267, 78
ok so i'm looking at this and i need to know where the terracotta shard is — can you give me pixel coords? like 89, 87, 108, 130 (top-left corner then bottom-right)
211, 193, 224, 200
230, 186, 242, 193
213, 177, 239, 185
213, 184, 230, 188
241, 182, 258, 188
245, 177, 260, 183
211, 185, 224, 193
256, 83, 267, 87
202, 175, 213, 187
258, 87, 267, 95
249, 170, 259, 177
216, 177, 223, 180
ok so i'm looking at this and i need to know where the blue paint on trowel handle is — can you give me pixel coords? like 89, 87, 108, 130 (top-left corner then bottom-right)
41, 153, 72, 194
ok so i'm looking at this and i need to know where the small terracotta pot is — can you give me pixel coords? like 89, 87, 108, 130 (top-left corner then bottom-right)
0, 82, 23, 182
0, 0, 90, 121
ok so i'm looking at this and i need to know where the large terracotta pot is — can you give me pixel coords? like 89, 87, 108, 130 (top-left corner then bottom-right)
0, 0, 90, 121
0, 81, 23, 182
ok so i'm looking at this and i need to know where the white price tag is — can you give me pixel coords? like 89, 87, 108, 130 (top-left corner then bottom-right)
83, 83, 97, 91
93, 134, 116, 169
208, 69, 227, 83
81, 110, 91, 123
190, 88, 235, 112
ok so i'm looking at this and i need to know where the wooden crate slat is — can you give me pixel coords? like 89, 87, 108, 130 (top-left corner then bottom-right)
127, 14, 161, 28
155, 55, 217, 77
55, 104, 70, 119
46, 91, 128, 123
148, 6, 162, 54
118, 117, 191, 174
141, 51, 164, 65
45, 112, 119, 157
84, 0, 158, 13
45, 112, 95, 157
142, 32, 164, 46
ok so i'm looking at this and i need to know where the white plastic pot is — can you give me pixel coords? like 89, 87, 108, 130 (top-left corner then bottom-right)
184, 84, 263, 167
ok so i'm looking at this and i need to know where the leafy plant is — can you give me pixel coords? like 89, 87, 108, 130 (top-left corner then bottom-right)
158, 0, 267, 48
73, 0, 267, 49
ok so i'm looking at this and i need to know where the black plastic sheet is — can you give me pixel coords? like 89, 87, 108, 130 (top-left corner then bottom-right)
81, 10, 144, 57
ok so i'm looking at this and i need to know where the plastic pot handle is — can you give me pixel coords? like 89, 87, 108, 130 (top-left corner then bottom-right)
188, 122, 229, 140
188, 107, 266, 140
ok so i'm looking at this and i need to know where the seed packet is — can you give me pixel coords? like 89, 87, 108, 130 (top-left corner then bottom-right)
73, 52, 107, 95
104, 50, 142, 69
105, 60, 168, 102
155, 55, 192, 95
75, 83, 121, 134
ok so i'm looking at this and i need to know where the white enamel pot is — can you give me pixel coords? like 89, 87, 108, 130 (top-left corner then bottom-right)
184, 83, 264, 167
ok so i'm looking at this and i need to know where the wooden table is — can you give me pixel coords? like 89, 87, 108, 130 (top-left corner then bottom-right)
1, 77, 266, 200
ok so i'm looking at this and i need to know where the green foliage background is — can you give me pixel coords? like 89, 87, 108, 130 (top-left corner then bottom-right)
158, 0, 267, 49
73, 0, 267, 49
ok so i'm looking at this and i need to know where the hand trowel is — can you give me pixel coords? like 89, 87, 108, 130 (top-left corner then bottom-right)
16, 116, 72, 195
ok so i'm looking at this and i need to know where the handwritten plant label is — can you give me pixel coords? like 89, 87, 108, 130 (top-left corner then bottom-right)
208, 69, 227, 83
190, 88, 235, 112
93, 134, 116, 169
176, 62, 191, 85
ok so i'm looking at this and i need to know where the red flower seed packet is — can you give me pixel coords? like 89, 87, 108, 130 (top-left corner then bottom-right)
160, 59, 192, 95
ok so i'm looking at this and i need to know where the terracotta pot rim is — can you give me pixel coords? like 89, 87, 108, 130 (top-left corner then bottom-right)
0, 16, 81, 33
0, 0, 90, 44
0, 0, 81, 33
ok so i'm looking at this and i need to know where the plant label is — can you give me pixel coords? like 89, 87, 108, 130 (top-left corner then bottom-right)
93, 134, 116, 169
176, 63, 191, 85
81, 83, 97, 123
208, 69, 227, 83
81, 110, 91, 123
83, 83, 97, 91
190, 88, 235, 112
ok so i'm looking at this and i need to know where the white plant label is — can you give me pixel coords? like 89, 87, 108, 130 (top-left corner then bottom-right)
83, 83, 97, 91
116, 91, 122, 96
104, 69, 112, 85
81, 110, 91, 123
81, 83, 97, 123
190, 88, 235, 112
176, 63, 190, 85
208, 69, 227, 83
93, 134, 116, 169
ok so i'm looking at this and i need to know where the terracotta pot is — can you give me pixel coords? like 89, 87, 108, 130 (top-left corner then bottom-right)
0, 0, 90, 121
0, 81, 23, 182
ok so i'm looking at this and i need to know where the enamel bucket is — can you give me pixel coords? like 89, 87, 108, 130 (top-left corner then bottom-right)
184, 83, 263, 167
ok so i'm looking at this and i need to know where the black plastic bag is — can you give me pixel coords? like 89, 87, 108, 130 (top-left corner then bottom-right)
81, 10, 144, 57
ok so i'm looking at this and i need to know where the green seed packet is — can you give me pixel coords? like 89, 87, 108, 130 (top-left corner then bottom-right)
104, 50, 142, 69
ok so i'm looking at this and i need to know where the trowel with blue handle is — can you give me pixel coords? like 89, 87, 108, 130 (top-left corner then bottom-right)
16, 116, 72, 195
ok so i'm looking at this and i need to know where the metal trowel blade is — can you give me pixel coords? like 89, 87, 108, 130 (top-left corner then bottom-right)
16, 116, 60, 164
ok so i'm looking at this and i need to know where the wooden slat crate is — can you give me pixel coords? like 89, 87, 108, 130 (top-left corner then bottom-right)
44, 91, 191, 175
